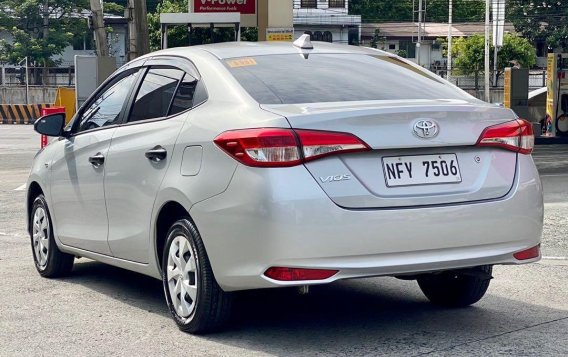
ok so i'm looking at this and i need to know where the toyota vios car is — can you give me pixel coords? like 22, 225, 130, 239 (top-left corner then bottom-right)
28, 37, 543, 334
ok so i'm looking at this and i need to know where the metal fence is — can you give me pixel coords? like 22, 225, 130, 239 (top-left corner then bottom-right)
436, 70, 547, 90
0, 66, 75, 87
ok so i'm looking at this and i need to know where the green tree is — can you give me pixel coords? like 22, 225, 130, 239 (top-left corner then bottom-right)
507, 0, 568, 51
349, 0, 485, 22
369, 28, 385, 49
450, 33, 536, 90
0, 0, 91, 84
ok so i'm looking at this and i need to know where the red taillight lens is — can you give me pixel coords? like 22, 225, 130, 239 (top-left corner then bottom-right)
476, 119, 534, 154
213, 128, 301, 167
264, 267, 338, 281
214, 128, 370, 167
513, 244, 540, 260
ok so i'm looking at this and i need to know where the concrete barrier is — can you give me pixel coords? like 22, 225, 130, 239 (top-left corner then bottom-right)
0, 86, 59, 105
0, 104, 52, 124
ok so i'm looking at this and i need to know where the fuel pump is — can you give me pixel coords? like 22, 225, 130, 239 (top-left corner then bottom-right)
546, 53, 568, 136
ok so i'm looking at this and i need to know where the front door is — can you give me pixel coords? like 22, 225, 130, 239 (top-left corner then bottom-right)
50, 69, 141, 254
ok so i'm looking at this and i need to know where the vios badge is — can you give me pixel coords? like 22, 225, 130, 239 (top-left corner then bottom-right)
413, 119, 439, 138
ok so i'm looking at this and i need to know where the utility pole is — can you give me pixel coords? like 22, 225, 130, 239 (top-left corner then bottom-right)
484, 0, 490, 102
42, 0, 49, 84
90, 0, 109, 57
416, 0, 424, 66
126, 0, 150, 60
447, 0, 453, 82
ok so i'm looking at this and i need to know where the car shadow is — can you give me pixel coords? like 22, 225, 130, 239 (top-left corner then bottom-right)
62, 260, 568, 356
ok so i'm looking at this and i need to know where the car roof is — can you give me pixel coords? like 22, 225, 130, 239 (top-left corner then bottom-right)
154, 41, 385, 60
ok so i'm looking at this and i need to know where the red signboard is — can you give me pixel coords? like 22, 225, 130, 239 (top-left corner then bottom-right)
194, 0, 255, 14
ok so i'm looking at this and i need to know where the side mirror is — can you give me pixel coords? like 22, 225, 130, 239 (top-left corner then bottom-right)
34, 113, 66, 137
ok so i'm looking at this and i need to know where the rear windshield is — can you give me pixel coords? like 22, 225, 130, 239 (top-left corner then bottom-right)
224, 53, 471, 104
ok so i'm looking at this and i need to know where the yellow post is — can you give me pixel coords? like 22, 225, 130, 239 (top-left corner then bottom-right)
545, 53, 557, 136
54, 87, 77, 124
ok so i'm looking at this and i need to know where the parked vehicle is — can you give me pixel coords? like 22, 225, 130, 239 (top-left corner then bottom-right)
28, 37, 543, 334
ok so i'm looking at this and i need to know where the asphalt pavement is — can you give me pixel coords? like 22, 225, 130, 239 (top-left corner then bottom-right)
0, 125, 567, 356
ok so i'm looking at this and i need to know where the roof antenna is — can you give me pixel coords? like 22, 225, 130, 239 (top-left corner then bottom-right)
293, 34, 313, 50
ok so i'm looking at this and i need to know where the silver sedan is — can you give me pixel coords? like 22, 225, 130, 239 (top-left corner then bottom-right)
28, 37, 543, 334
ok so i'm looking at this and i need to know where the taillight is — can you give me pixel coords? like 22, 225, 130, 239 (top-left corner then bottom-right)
476, 119, 534, 154
264, 267, 338, 281
214, 128, 370, 167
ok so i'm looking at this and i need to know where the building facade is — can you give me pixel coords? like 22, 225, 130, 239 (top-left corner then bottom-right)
293, 0, 361, 45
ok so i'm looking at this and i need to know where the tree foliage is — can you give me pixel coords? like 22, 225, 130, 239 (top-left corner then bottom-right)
349, 0, 485, 22
449, 33, 536, 88
0, 0, 89, 67
507, 0, 568, 51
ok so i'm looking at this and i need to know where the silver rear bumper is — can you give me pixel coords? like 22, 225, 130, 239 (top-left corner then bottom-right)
190, 155, 543, 291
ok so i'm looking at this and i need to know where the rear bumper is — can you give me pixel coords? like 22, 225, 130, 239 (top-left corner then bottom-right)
190, 155, 543, 291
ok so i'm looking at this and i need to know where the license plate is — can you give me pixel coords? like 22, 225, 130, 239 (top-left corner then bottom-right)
382, 154, 462, 187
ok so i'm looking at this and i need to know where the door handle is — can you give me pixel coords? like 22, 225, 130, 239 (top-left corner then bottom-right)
89, 152, 105, 167
145, 145, 167, 162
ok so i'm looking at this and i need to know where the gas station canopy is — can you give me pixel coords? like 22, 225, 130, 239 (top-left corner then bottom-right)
159, 13, 241, 49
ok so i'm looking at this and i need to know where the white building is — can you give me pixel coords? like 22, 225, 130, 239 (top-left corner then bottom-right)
293, 0, 361, 45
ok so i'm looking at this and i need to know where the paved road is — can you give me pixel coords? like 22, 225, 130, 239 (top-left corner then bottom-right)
0, 126, 567, 356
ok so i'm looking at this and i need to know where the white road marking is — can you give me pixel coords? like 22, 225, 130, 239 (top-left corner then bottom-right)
13, 184, 26, 191
540, 173, 568, 177
542, 256, 568, 260
0, 232, 6, 236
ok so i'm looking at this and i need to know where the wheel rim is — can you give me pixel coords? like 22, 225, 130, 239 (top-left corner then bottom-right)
32, 207, 49, 269
166, 235, 198, 318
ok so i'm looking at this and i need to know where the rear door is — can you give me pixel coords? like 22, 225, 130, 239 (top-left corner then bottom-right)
104, 58, 203, 263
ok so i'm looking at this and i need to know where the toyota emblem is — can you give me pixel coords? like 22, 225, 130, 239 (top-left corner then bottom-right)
413, 120, 439, 138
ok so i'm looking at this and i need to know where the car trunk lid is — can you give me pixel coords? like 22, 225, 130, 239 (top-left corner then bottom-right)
261, 100, 519, 209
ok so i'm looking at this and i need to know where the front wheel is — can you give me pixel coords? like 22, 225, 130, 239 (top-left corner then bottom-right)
30, 194, 74, 278
417, 265, 493, 307
162, 218, 232, 334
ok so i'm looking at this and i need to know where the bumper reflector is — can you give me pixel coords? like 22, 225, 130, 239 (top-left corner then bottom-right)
513, 244, 541, 260
264, 267, 338, 281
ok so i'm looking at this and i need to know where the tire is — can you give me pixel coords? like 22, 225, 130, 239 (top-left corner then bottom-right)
30, 194, 74, 278
417, 265, 492, 307
161, 218, 232, 334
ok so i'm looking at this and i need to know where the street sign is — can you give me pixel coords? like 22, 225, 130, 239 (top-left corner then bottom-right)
266, 28, 294, 41
492, 0, 506, 47
193, 0, 255, 14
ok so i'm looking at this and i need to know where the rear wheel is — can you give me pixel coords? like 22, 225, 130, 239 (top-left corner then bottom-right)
161, 218, 232, 334
30, 195, 74, 278
417, 265, 492, 307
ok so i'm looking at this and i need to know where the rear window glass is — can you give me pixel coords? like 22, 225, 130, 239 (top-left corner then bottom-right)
224, 54, 471, 104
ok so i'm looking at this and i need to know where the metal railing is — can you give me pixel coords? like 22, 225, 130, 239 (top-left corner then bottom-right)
0, 66, 76, 86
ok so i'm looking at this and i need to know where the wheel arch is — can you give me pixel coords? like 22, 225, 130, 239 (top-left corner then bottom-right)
154, 200, 193, 273
27, 181, 45, 235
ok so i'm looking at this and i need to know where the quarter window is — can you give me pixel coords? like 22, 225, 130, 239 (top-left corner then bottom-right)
129, 68, 185, 122
168, 74, 198, 116
77, 70, 139, 132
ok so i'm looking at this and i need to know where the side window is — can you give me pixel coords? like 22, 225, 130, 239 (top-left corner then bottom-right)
77, 70, 139, 132
168, 74, 198, 116
129, 67, 184, 122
